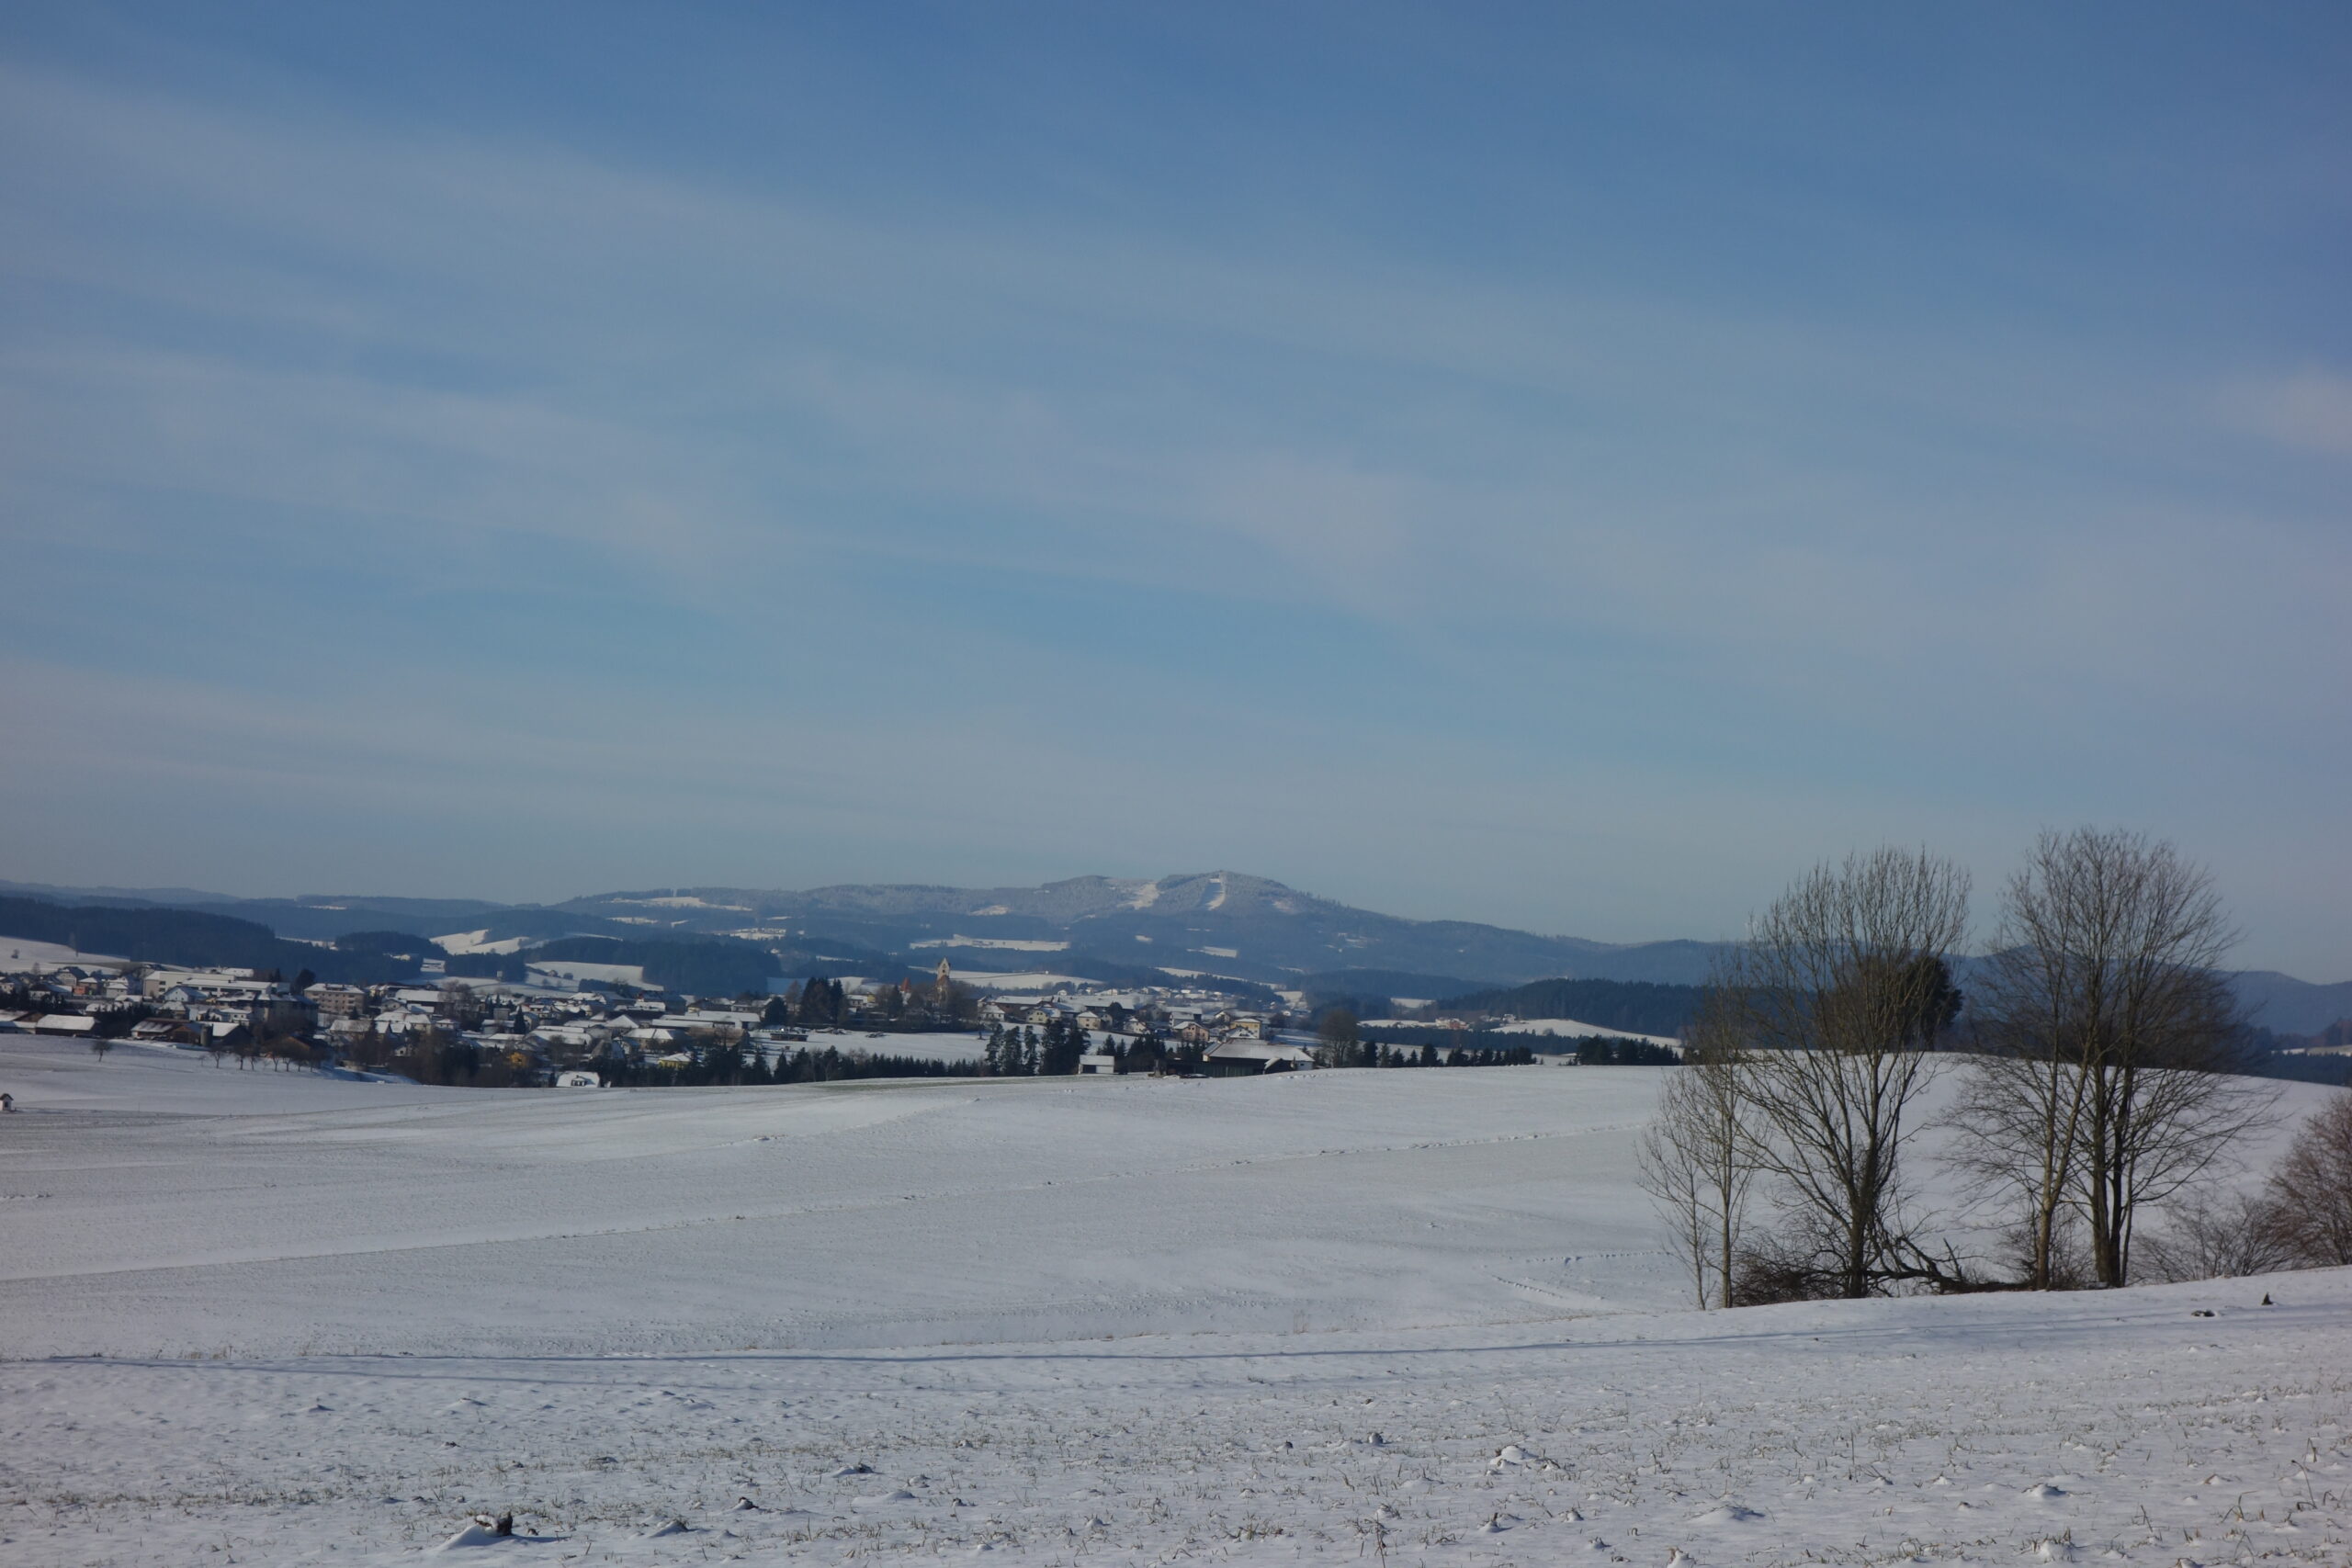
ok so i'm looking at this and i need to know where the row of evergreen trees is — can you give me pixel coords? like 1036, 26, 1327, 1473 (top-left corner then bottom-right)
605, 1040, 969, 1087
1571, 1036, 1679, 1066
1317, 1037, 1541, 1069
982, 1016, 1102, 1075
769, 977, 850, 1028
978, 1019, 1545, 1076
764, 975, 978, 1031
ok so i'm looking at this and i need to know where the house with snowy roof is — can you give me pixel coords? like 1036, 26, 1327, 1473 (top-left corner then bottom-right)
1202, 1040, 1313, 1077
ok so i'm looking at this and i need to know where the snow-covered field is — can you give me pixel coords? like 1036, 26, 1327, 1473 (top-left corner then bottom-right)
432, 931, 532, 957
946, 970, 1102, 989
1362, 1019, 1682, 1049
0, 1040, 1681, 1359
0, 936, 128, 970
521, 960, 650, 987
2, 1039, 2346, 1566
1489, 1020, 1682, 1049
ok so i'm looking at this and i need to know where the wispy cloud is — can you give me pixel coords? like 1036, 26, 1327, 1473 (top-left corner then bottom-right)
0, 18, 2346, 975
2223, 369, 2352, 458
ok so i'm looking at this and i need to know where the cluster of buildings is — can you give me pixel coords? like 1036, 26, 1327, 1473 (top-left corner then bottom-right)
0, 962, 312, 1050
973, 983, 1317, 1075
0, 951, 1328, 1082
978, 992, 1272, 1043
0, 955, 779, 1080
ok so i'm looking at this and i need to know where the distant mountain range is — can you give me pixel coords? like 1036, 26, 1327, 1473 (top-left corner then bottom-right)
3, 871, 2346, 1033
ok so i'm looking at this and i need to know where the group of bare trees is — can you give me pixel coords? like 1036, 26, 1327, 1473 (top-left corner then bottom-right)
2266, 1092, 2352, 1266
1636, 829, 2325, 1305
1635, 1043, 1755, 1308
1949, 829, 2266, 1288
2136, 1093, 2352, 1281
1638, 846, 1978, 1303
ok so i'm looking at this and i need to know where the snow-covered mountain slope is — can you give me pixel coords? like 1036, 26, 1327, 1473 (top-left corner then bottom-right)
548, 872, 1730, 988
13, 874, 2347, 1025
3, 1040, 2346, 1566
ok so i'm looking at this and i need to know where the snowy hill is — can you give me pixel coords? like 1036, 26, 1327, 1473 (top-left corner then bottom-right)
555, 871, 1733, 988
0, 1037, 1687, 1359
2, 1037, 2347, 1566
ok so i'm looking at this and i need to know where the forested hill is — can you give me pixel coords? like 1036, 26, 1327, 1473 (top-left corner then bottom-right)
523, 935, 779, 996
1436, 976, 1703, 1037
0, 897, 419, 985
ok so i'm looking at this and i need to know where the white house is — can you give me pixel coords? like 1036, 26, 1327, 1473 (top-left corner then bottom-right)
309, 984, 368, 1020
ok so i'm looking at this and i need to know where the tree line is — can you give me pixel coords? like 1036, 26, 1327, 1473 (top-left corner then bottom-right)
1321, 1040, 1543, 1068
1637, 830, 2344, 1309
604, 1041, 972, 1087
1429, 977, 1702, 1037
0, 897, 417, 985
1311, 1009, 1579, 1067
983, 1016, 1097, 1075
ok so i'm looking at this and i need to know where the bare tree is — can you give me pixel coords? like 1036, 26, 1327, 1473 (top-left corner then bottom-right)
1949, 832, 2108, 1290
1635, 1085, 1714, 1310
1635, 1040, 1758, 1309
1953, 829, 2271, 1288
441, 982, 485, 1032
1314, 1008, 1363, 1069
1701, 847, 1969, 1298
2136, 1188, 2298, 1282
2266, 1090, 2352, 1267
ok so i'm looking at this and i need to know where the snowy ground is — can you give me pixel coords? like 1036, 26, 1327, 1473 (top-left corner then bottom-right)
1489, 1021, 1683, 1049
0, 936, 129, 970
945, 971, 1102, 989
1361, 1019, 1681, 1049
0, 1040, 1681, 1359
2, 1038, 2346, 1566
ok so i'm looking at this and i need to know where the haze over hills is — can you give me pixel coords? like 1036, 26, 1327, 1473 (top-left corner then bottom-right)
2, 871, 1728, 989
558, 871, 1731, 990
4, 870, 2346, 1032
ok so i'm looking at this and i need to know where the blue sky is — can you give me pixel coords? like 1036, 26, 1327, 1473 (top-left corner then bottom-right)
1, 4, 2346, 977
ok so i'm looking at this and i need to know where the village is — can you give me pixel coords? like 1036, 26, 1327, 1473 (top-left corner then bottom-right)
0, 949, 1553, 1088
